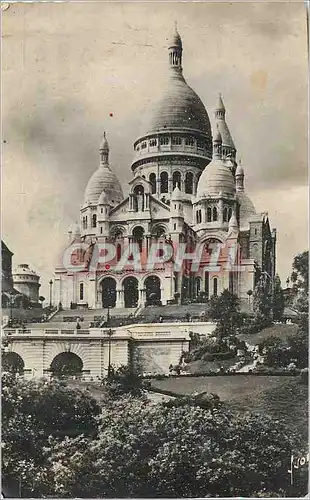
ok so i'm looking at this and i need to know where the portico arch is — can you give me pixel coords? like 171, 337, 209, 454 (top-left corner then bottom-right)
2, 352, 24, 374
101, 277, 117, 308
145, 275, 161, 305
50, 352, 83, 377
123, 276, 139, 308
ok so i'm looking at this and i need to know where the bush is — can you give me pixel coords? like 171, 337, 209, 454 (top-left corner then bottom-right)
41, 397, 305, 498
202, 351, 235, 362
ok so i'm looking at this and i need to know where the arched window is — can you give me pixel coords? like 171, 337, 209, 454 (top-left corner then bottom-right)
196, 210, 202, 224
213, 277, 218, 297
132, 226, 144, 253
92, 214, 97, 228
79, 283, 84, 301
213, 207, 218, 221
149, 138, 157, 147
160, 136, 169, 146
116, 244, 122, 261
185, 172, 194, 194
153, 225, 166, 239
149, 173, 156, 194
160, 172, 168, 194
223, 207, 228, 222
228, 207, 233, 221
207, 207, 212, 222
172, 136, 182, 146
185, 136, 195, 146
172, 171, 181, 190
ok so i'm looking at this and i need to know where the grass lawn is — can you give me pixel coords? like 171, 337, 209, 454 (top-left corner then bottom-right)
238, 323, 298, 346
151, 375, 308, 448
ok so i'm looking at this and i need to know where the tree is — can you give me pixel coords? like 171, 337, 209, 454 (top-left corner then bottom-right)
272, 274, 285, 322
2, 374, 100, 497
291, 251, 308, 294
104, 364, 145, 399
253, 277, 272, 325
207, 289, 244, 339
41, 397, 303, 498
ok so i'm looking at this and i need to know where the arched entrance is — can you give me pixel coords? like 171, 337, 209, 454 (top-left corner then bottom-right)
2, 352, 24, 374
145, 276, 161, 306
101, 277, 116, 308
123, 277, 139, 308
50, 352, 83, 378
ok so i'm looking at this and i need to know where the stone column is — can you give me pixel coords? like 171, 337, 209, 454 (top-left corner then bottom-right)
180, 174, 185, 193
116, 288, 124, 308
88, 277, 97, 309
138, 288, 145, 307
218, 198, 224, 224
53, 278, 61, 306
157, 176, 161, 195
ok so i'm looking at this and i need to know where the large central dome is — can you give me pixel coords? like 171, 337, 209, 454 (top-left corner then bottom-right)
140, 27, 211, 138
143, 71, 212, 135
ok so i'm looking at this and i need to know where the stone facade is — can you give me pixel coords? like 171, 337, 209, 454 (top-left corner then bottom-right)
53, 27, 276, 310
3, 321, 207, 378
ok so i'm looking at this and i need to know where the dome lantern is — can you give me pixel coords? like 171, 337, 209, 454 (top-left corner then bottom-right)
100, 132, 109, 165
236, 159, 245, 192
168, 22, 183, 70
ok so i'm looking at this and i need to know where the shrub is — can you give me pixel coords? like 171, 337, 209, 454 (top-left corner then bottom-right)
202, 351, 235, 362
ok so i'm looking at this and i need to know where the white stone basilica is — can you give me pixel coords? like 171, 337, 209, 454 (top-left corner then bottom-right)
53, 27, 276, 310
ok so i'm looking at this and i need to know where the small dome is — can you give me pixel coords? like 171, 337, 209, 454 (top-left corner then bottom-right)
196, 159, 236, 198
237, 192, 256, 229
13, 264, 39, 278
98, 190, 110, 205
171, 185, 183, 200
84, 165, 123, 205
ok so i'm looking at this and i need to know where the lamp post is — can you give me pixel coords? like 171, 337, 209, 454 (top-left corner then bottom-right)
107, 328, 114, 378
107, 292, 111, 326
49, 280, 53, 308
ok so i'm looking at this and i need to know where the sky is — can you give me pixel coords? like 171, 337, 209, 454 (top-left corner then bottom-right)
2, 1, 308, 299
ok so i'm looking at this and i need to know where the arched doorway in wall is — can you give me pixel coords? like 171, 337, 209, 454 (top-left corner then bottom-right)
145, 276, 161, 306
50, 352, 83, 378
101, 277, 117, 308
2, 352, 24, 374
123, 276, 139, 308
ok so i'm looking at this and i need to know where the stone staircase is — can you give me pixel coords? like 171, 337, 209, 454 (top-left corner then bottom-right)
26, 307, 137, 329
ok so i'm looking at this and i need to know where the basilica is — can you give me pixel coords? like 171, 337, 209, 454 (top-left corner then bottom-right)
53, 27, 276, 310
